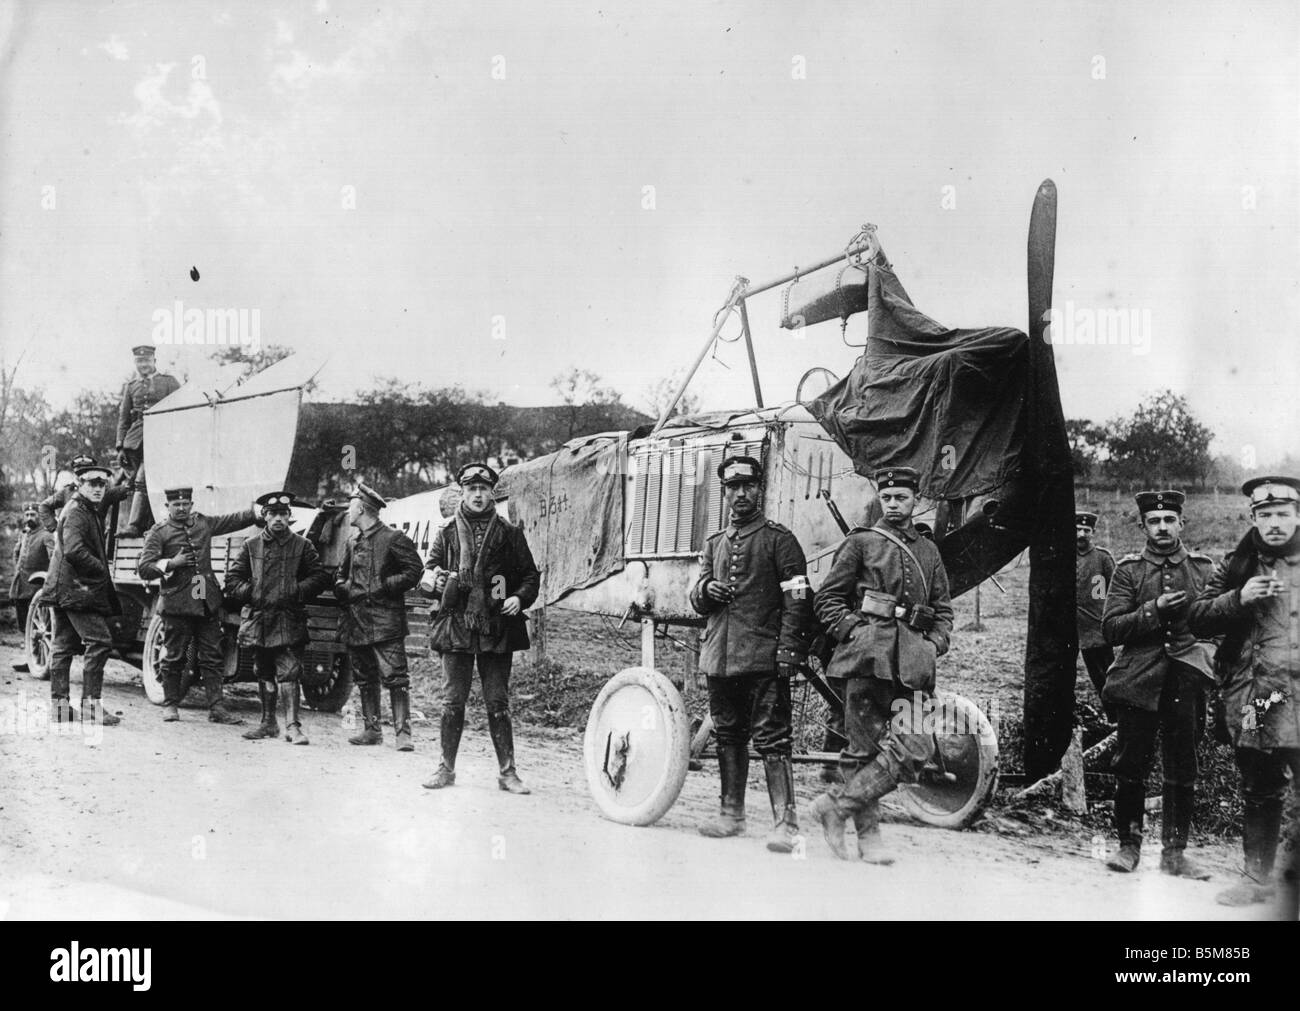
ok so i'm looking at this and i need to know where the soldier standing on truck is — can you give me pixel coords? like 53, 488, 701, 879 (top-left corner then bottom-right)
687, 455, 813, 851
1189, 476, 1300, 915
116, 344, 181, 537
333, 482, 423, 751
42, 461, 128, 726
224, 492, 331, 745
1075, 509, 1116, 713
420, 463, 540, 793
137, 487, 258, 724
1100, 489, 1216, 879
810, 466, 954, 865
10, 503, 53, 671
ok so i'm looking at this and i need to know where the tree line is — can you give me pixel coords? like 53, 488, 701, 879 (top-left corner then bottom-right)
0, 345, 707, 509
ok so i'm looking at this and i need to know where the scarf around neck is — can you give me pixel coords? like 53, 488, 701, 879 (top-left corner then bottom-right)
455, 501, 499, 633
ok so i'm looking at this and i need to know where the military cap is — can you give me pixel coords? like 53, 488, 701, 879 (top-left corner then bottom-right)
1242, 475, 1300, 510
131, 343, 156, 356
255, 491, 296, 514
22, 502, 38, 514
718, 455, 763, 486
1135, 489, 1184, 515
75, 462, 112, 482
1075, 510, 1099, 529
350, 481, 387, 511
456, 463, 499, 488
163, 486, 194, 501
70, 454, 97, 471
874, 466, 920, 491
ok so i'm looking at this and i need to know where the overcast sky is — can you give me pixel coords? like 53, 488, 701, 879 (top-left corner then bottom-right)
1, 0, 1296, 464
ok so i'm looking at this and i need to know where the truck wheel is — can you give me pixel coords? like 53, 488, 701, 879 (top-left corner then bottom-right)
896, 690, 1000, 829
584, 666, 691, 826
141, 612, 195, 705
24, 588, 53, 681
301, 653, 353, 712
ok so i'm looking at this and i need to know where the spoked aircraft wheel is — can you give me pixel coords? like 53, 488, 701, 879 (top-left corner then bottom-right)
895, 690, 999, 829
141, 612, 196, 705
584, 666, 691, 826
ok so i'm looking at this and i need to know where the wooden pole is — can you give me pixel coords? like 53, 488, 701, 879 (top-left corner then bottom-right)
529, 606, 547, 665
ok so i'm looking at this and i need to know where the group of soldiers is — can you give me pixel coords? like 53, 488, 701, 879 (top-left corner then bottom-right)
10, 384, 1299, 910
29, 450, 542, 795
687, 453, 1298, 917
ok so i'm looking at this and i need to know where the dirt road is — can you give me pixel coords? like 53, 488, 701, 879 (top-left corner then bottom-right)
0, 638, 1272, 920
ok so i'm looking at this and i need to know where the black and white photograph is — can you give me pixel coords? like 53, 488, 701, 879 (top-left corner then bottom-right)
0, 0, 1296, 946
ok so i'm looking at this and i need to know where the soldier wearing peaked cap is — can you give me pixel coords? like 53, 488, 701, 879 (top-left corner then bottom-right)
224, 492, 331, 745
116, 343, 181, 537
333, 482, 424, 751
1074, 509, 1116, 711
1101, 489, 1217, 879
9, 502, 54, 672
43, 461, 129, 726
422, 462, 541, 793
37, 455, 129, 533
1190, 476, 1300, 914
810, 465, 954, 865
688, 455, 813, 851
137, 485, 259, 724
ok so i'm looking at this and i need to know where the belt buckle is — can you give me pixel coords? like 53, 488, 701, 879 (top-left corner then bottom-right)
893, 604, 908, 620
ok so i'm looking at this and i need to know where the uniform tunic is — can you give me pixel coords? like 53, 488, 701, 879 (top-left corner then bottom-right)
813, 520, 953, 690
1076, 545, 1115, 649
1101, 544, 1216, 711
225, 527, 331, 650
137, 510, 258, 617
9, 525, 53, 602
117, 371, 181, 451
1190, 542, 1300, 751
689, 516, 812, 676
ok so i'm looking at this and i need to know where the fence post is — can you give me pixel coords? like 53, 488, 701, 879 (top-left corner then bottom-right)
529, 606, 547, 665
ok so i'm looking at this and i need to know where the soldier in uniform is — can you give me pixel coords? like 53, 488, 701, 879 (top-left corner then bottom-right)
1100, 489, 1216, 878
10, 503, 53, 671
37, 455, 112, 533
1075, 510, 1116, 710
687, 455, 813, 850
116, 344, 181, 537
421, 464, 540, 793
42, 461, 126, 726
810, 466, 953, 864
137, 487, 257, 724
333, 482, 423, 751
224, 492, 331, 744
1189, 476, 1300, 914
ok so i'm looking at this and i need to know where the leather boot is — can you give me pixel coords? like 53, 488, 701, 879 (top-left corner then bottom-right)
51, 696, 77, 725
80, 698, 120, 727
762, 755, 800, 853
120, 490, 150, 538
811, 794, 850, 859
853, 801, 896, 865
390, 688, 413, 752
699, 744, 747, 837
348, 684, 383, 745
820, 755, 897, 862
1160, 783, 1211, 880
1106, 778, 1144, 872
488, 709, 530, 794
205, 669, 243, 725
282, 682, 308, 745
243, 681, 279, 739
423, 707, 464, 789
1217, 796, 1282, 906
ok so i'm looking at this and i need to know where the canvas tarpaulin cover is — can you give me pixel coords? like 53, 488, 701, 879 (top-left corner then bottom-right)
500, 434, 626, 605
808, 263, 1028, 501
